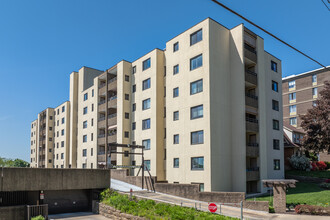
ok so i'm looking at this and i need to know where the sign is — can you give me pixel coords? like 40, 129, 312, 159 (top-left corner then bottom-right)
40, 193, 44, 200
208, 203, 217, 213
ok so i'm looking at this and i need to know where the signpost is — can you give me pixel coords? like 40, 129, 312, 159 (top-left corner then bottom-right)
208, 203, 217, 213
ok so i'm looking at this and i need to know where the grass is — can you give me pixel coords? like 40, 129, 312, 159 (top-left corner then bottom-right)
286, 170, 330, 179
100, 189, 238, 220
247, 182, 330, 207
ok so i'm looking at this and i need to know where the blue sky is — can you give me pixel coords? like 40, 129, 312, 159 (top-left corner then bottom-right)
0, 0, 329, 161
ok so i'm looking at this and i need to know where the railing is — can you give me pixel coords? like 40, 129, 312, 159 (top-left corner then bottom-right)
245, 69, 257, 77
98, 116, 106, 122
108, 131, 117, 136
99, 83, 106, 89
246, 117, 258, 123
98, 134, 105, 138
108, 113, 117, 119
244, 43, 256, 54
245, 93, 258, 100
108, 96, 117, 101
247, 143, 259, 147
108, 77, 117, 83
246, 167, 259, 171
98, 100, 106, 105
27, 204, 48, 220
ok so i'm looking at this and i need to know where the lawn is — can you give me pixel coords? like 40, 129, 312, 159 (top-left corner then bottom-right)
286, 170, 330, 179
248, 182, 330, 207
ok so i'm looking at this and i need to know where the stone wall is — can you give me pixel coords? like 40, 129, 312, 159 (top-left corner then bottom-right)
286, 174, 326, 183
99, 203, 145, 220
243, 201, 269, 212
0, 205, 26, 220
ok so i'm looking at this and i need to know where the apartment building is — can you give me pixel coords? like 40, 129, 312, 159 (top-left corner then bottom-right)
30, 120, 38, 167
30, 18, 284, 193
282, 66, 330, 161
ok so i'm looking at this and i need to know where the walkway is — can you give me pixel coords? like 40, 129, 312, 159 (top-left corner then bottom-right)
49, 212, 108, 220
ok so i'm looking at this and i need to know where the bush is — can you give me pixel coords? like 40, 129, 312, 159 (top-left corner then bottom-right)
295, 204, 330, 215
326, 179, 330, 183
317, 161, 327, 170
320, 182, 330, 189
289, 155, 311, 171
31, 216, 45, 220
311, 162, 319, 171
325, 162, 330, 170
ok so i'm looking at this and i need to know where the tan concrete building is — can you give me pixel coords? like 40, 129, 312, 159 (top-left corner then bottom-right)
30, 120, 38, 167
282, 66, 330, 161
30, 18, 284, 193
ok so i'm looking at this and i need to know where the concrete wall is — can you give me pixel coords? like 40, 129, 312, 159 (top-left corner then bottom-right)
69, 71, 79, 168
0, 168, 110, 191
30, 119, 38, 167
0, 206, 26, 220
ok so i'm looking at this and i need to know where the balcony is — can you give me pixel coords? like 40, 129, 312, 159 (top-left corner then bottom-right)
108, 113, 117, 126
245, 94, 258, 108
246, 167, 260, 181
99, 102, 106, 112
244, 43, 257, 63
246, 143, 259, 157
108, 77, 117, 91
246, 117, 258, 133
245, 70, 257, 86
98, 117, 106, 128
108, 96, 117, 108
98, 154, 106, 162
108, 131, 117, 143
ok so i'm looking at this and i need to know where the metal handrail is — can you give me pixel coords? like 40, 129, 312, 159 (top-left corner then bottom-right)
98, 100, 106, 105
244, 43, 257, 54
245, 93, 258, 100
98, 134, 105, 138
108, 77, 117, 83
245, 69, 257, 76
108, 96, 117, 101
99, 83, 106, 89
246, 117, 258, 123
108, 113, 117, 119
98, 116, 105, 122
247, 143, 259, 147
247, 167, 259, 171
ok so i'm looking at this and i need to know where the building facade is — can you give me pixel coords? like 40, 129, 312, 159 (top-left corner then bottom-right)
30, 18, 284, 193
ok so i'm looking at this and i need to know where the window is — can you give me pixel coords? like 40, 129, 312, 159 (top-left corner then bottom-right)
125, 75, 129, 82
142, 98, 151, 110
191, 130, 204, 144
191, 157, 204, 170
144, 160, 151, 170
164, 86, 166, 97
271, 61, 277, 72
274, 159, 280, 170
91, 118, 94, 126
312, 74, 317, 83
272, 81, 278, 92
82, 163, 86, 169
132, 84, 136, 93
142, 139, 150, 150
125, 112, 129, 119
173, 111, 179, 121
272, 100, 279, 111
142, 58, 151, 71
49, 116, 53, 120
124, 131, 129, 138
173, 42, 179, 52
289, 80, 295, 89
190, 54, 203, 70
273, 120, 280, 130
57, 142, 59, 148
83, 149, 87, 157
61, 153, 64, 159
142, 119, 151, 130
56, 154, 58, 160
49, 148, 52, 153
173, 87, 179, 98
49, 127, 52, 131
61, 129, 64, 136
92, 104, 94, 112
62, 106, 65, 112
83, 107, 88, 115
313, 101, 317, 107
173, 65, 179, 75
273, 139, 280, 150
91, 133, 93, 141
132, 103, 136, 112
57, 120, 59, 126
61, 117, 65, 124
125, 94, 129, 100
191, 105, 203, 119
84, 93, 88, 101
132, 122, 136, 130
190, 29, 202, 46
173, 158, 179, 168
190, 79, 203, 95
92, 89, 94, 97
57, 109, 59, 115
49, 159, 52, 163
83, 135, 87, 143
61, 141, 64, 147
132, 66, 136, 74
289, 117, 297, 126
289, 105, 296, 114
173, 134, 179, 144
289, 93, 296, 101
313, 88, 318, 96
83, 121, 87, 129
142, 78, 151, 90
49, 137, 52, 141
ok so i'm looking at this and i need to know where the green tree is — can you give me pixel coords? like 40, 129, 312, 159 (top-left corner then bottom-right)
300, 81, 330, 153
0, 157, 29, 167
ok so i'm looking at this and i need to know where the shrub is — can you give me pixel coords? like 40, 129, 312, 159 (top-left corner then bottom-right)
317, 161, 327, 170
326, 179, 330, 183
311, 162, 319, 171
295, 204, 330, 215
320, 182, 330, 189
289, 155, 310, 171
31, 216, 45, 220
325, 162, 330, 170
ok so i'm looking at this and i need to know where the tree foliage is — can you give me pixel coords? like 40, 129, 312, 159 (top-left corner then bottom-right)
300, 81, 330, 153
0, 157, 29, 167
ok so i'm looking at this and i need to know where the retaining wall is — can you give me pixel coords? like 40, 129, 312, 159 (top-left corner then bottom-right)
99, 203, 145, 220
0, 205, 26, 220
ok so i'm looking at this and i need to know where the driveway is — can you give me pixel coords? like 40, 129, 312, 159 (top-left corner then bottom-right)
49, 212, 108, 220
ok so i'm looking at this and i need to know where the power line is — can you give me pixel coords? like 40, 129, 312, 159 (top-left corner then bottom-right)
322, 0, 330, 11
210, 0, 329, 71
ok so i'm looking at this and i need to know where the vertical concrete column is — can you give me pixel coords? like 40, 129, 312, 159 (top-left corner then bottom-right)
273, 184, 286, 213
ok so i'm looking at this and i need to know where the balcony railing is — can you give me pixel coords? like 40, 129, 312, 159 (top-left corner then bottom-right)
246, 69, 257, 77
98, 100, 106, 105
108, 113, 117, 119
247, 167, 259, 172
247, 143, 259, 147
98, 134, 105, 138
108, 131, 117, 136
99, 83, 106, 89
246, 117, 258, 123
108, 77, 117, 84
108, 96, 117, 101
244, 43, 256, 54
245, 93, 258, 100
98, 116, 106, 122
